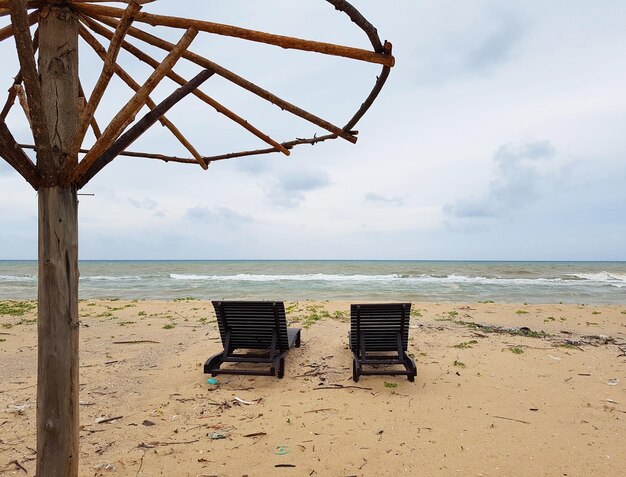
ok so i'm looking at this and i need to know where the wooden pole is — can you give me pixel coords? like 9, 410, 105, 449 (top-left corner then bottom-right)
36, 5, 80, 477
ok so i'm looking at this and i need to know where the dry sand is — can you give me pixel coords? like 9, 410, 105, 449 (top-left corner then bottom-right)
1, 299, 625, 476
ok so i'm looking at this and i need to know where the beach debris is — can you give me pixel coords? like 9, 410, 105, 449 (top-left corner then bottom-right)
95, 415, 123, 424
209, 433, 227, 440
3, 404, 30, 414
6, 460, 27, 473
275, 464, 296, 468
233, 397, 256, 406
312, 384, 373, 391
93, 463, 115, 471
112, 340, 160, 345
139, 439, 200, 448
207, 378, 219, 385
607, 379, 619, 386
547, 355, 561, 361
142, 420, 156, 426
275, 445, 291, 455
243, 432, 267, 438
492, 415, 530, 424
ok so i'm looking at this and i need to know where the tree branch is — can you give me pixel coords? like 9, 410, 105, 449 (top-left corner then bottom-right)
78, 24, 208, 168
72, 3, 395, 67
70, 0, 141, 158
87, 14, 358, 144
81, 14, 290, 157
77, 68, 214, 188
9, 3, 54, 181
68, 27, 199, 184
0, 117, 40, 188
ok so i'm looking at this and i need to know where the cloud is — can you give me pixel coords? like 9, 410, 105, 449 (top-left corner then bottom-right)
413, 10, 523, 85
186, 205, 252, 227
128, 197, 159, 210
444, 140, 557, 220
266, 169, 331, 208
365, 192, 404, 207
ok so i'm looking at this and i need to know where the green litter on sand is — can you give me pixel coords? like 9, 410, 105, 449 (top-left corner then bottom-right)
209, 433, 226, 440
207, 378, 219, 385
275, 445, 290, 455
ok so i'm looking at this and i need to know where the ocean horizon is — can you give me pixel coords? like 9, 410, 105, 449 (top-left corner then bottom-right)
1, 259, 625, 304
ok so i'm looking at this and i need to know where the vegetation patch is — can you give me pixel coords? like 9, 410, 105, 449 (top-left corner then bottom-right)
453, 340, 478, 349
173, 296, 197, 302
515, 309, 529, 315
410, 308, 422, 317
0, 300, 36, 317
384, 382, 398, 388
453, 360, 466, 368
509, 346, 524, 354
162, 323, 176, 329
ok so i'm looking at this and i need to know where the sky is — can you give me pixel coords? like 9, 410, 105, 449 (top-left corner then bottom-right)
1, 0, 625, 260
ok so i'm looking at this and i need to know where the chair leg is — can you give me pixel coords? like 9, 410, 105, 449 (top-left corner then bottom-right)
295, 331, 301, 348
403, 352, 417, 382
278, 357, 286, 379
352, 356, 360, 382
204, 352, 224, 376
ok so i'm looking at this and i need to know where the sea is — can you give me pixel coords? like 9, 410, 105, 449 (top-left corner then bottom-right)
0, 260, 625, 304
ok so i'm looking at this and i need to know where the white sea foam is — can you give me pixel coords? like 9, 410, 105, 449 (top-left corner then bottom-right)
169, 273, 572, 287
80, 275, 142, 281
0, 275, 36, 282
567, 272, 626, 287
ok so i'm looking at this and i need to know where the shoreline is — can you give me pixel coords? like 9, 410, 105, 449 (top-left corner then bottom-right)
1, 299, 625, 475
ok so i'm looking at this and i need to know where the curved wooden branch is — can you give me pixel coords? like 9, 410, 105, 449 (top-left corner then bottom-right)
77, 24, 207, 168
325, 0, 383, 52
87, 14, 358, 144
68, 27, 199, 184
81, 14, 290, 157
72, 3, 394, 67
70, 0, 141, 158
76, 68, 215, 188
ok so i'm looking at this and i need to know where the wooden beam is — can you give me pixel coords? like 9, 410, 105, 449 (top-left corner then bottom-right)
81, 14, 290, 156
0, 117, 40, 188
70, 1, 141, 158
68, 27, 198, 184
77, 68, 214, 188
78, 24, 208, 168
0, 9, 38, 41
77, 81, 102, 138
21, 143, 198, 164
0, 27, 38, 121
72, 3, 395, 67
88, 14, 358, 144
9, 3, 55, 182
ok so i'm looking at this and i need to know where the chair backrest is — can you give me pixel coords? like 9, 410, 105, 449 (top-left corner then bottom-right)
350, 303, 411, 352
212, 301, 290, 351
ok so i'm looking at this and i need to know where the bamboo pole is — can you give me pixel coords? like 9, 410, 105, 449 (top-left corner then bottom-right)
0, 117, 40, 188
72, 3, 395, 67
68, 27, 198, 184
81, 14, 290, 156
78, 25, 208, 168
70, 1, 141, 158
77, 68, 214, 188
89, 14, 358, 144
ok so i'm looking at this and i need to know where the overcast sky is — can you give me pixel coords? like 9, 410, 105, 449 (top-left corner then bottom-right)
1, 0, 625, 260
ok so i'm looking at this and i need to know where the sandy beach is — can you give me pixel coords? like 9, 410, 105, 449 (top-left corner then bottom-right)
1, 299, 625, 476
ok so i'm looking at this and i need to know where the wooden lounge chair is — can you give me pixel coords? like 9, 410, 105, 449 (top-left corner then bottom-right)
204, 300, 301, 379
350, 303, 417, 382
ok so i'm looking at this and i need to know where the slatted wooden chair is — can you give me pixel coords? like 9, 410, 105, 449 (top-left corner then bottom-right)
350, 303, 417, 382
204, 301, 301, 379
